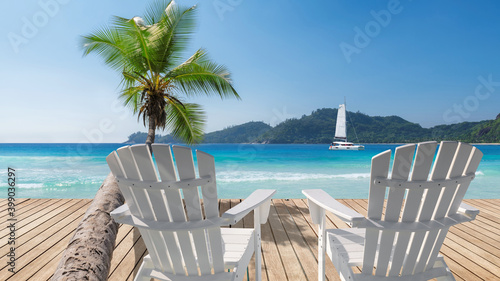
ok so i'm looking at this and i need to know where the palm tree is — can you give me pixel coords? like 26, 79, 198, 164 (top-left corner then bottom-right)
53, 3, 239, 279
81, 0, 239, 145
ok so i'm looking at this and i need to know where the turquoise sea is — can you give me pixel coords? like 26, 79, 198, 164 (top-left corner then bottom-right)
1, 143, 499, 199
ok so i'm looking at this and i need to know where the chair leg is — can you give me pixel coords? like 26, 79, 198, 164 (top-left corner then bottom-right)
254, 207, 262, 281
318, 214, 326, 281
134, 256, 154, 281
434, 257, 456, 281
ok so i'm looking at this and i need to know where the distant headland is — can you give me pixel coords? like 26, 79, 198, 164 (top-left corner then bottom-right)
125, 109, 500, 144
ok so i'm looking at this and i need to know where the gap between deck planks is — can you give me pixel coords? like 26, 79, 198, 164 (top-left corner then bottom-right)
0, 199, 498, 281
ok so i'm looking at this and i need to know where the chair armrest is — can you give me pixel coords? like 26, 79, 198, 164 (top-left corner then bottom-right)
302, 189, 365, 227
458, 202, 479, 220
222, 189, 276, 225
110, 204, 131, 222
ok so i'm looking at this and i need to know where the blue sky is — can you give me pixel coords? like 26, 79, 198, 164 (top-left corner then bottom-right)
1, 0, 500, 142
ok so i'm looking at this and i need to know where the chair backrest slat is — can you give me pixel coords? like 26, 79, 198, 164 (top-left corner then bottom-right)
434, 143, 472, 220
171, 146, 214, 275
364, 141, 481, 278
196, 150, 225, 272
108, 144, 226, 277
107, 151, 138, 213
151, 144, 190, 275
172, 146, 203, 220
363, 149, 391, 274
367, 150, 392, 219
151, 144, 185, 222
129, 145, 174, 273
197, 150, 219, 219
375, 144, 415, 276
418, 141, 458, 221
421, 143, 476, 274
383, 142, 437, 276
115, 146, 167, 272
397, 142, 437, 276
448, 147, 482, 216
402, 141, 437, 222
409, 142, 459, 275
385, 143, 416, 222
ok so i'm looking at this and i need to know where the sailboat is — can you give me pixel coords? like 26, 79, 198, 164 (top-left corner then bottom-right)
329, 101, 365, 150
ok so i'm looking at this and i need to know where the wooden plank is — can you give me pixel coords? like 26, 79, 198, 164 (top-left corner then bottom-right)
0, 199, 90, 260
467, 199, 500, 223
108, 228, 147, 281
467, 199, 500, 213
0, 199, 63, 238
0, 199, 498, 281
112, 231, 148, 281
28, 250, 67, 280
107, 225, 137, 278
438, 249, 478, 281
452, 223, 500, 256
29, 209, 108, 281
288, 199, 341, 281
440, 243, 493, 280
469, 199, 500, 212
466, 218, 500, 240
17, 200, 92, 280
260, 200, 286, 281
275, 199, 318, 280
267, 200, 307, 280
1, 201, 89, 280
444, 233, 500, 276
0, 198, 34, 218
125, 249, 149, 281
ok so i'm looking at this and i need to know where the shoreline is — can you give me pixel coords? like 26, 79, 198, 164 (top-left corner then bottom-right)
1, 142, 500, 145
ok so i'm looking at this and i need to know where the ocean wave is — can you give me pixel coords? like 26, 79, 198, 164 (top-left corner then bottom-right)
475, 171, 484, 176
0, 183, 46, 189
0, 156, 99, 162
217, 171, 370, 183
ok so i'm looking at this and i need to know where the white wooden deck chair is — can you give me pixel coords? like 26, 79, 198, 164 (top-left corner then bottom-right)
303, 141, 482, 281
106, 144, 275, 281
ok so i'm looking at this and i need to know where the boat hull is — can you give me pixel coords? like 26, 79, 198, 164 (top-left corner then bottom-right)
329, 145, 365, 150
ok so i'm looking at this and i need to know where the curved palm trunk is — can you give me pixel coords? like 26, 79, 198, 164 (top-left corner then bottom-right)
146, 116, 156, 148
52, 173, 124, 281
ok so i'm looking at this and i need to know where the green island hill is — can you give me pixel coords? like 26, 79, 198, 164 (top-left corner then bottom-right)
125, 109, 500, 144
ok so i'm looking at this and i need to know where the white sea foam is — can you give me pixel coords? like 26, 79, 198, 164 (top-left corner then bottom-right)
476, 171, 484, 176
18, 183, 44, 188
217, 171, 370, 183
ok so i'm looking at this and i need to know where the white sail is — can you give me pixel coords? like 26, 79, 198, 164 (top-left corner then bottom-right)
335, 104, 347, 139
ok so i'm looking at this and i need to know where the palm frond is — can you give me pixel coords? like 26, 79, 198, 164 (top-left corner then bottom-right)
165, 101, 205, 144
111, 16, 155, 76
143, 0, 171, 26
82, 0, 239, 145
81, 25, 127, 72
146, 0, 197, 73
167, 49, 240, 99
120, 86, 143, 113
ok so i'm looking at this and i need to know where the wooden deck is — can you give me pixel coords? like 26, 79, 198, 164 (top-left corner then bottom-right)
0, 198, 499, 281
